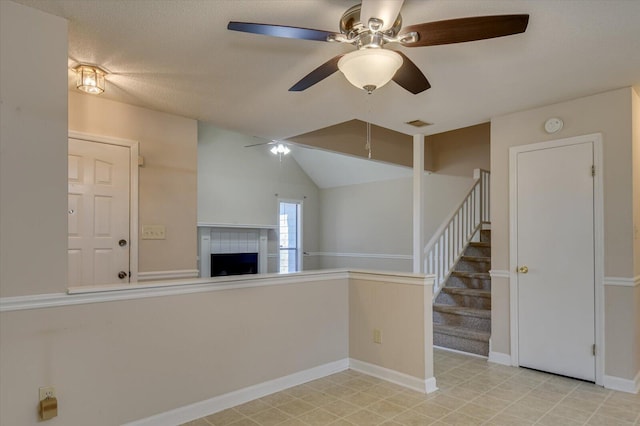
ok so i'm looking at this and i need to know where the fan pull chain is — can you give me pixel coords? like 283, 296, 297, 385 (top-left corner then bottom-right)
365, 94, 372, 159
366, 122, 372, 159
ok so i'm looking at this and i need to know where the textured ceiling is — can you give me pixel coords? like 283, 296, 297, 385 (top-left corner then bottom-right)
12, 0, 640, 141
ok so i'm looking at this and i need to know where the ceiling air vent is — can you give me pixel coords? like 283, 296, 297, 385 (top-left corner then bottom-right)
405, 120, 432, 128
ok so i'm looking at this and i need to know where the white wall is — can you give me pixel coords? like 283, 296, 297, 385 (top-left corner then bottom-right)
197, 123, 320, 271
0, 1, 68, 297
317, 174, 474, 271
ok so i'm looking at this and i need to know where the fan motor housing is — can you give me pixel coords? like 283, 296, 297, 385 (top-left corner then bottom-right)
339, 5, 403, 39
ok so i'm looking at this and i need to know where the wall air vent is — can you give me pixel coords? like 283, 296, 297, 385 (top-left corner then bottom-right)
405, 120, 433, 128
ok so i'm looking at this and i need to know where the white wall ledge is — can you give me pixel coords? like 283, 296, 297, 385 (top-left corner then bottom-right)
1, 270, 434, 312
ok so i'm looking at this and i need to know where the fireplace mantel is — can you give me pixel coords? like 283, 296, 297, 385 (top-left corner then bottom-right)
197, 222, 277, 230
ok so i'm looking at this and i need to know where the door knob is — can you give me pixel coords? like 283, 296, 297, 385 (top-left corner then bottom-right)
518, 266, 529, 274
118, 271, 127, 279
119, 239, 128, 247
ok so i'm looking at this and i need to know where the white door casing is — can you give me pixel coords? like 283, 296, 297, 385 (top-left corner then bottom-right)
68, 132, 139, 286
509, 133, 604, 385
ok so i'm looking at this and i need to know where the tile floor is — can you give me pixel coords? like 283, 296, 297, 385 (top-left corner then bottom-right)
183, 349, 640, 426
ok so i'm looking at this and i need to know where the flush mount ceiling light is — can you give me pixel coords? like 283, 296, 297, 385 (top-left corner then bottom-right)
74, 64, 107, 94
337, 48, 403, 93
270, 143, 290, 155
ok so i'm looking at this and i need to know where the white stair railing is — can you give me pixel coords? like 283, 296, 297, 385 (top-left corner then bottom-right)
424, 169, 490, 297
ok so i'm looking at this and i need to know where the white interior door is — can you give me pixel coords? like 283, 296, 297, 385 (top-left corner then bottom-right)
515, 141, 595, 381
68, 138, 130, 286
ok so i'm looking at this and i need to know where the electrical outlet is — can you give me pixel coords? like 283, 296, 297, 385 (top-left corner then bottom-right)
142, 225, 166, 240
39, 386, 55, 401
373, 329, 382, 344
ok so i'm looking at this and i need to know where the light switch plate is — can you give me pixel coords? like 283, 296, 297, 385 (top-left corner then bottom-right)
142, 225, 166, 240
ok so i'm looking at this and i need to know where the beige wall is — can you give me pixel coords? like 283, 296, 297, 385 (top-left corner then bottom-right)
68, 92, 198, 273
490, 88, 638, 380
0, 278, 349, 425
349, 278, 430, 380
0, 1, 68, 297
289, 119, 490, 176
604, 285, 640, 380
427, 123, 491, 177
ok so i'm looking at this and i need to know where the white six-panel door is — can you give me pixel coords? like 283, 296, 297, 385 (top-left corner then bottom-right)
514, 140, 596, 381
68, 138, 130, 286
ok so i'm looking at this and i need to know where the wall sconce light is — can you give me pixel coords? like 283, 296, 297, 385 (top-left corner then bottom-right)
74, 65, 107, 94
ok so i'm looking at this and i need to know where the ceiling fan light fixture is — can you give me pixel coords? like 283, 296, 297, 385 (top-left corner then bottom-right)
270, 143, 290, 155
74, 64, 107, 94
338, 49, 402, 93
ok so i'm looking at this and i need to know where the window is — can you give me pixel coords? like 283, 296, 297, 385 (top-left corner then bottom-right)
278, 201, 302, 273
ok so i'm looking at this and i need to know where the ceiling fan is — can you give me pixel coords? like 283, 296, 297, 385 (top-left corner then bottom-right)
228, 0, 529, 94
245, 140, 292, 156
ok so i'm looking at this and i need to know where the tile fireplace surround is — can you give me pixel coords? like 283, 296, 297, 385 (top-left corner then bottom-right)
198, 224, 276, 277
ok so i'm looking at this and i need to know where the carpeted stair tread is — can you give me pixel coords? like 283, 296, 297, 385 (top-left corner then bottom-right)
441, 287, 491, 298
433, 304, 491, 319
434, 324, 490, 342
468, 241, 491, 248
460, 255, 491, 263
450, 271, 490, 279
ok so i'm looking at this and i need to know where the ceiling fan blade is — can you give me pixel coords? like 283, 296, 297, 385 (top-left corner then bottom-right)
227, 22, 335, 42
244, 142, 271, 148
391, 52, 431, 94
400, 14, 529, 47
360, 0, 405, 31
289, 54, 344, 92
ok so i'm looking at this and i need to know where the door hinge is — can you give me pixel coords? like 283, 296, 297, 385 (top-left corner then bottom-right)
592, 344, 596, 356
591, 165, 596, 177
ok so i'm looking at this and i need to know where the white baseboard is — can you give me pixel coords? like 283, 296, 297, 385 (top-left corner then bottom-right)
603, 370, 640, 394
348, 358, 436, 394
488, 351, 513, 366
434, 345, 488, 360
123, 358, 349, 426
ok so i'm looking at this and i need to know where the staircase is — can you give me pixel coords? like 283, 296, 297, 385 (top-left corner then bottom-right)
423, 168, 491, 357
433, 228, 491, 356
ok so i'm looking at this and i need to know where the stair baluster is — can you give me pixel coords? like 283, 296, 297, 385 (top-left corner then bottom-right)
424, 169, 490, 297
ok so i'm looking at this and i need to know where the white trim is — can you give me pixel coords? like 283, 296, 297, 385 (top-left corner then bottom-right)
0, 270, 433, 312
434, 345, 488, 360
137, 269, 199, 282
488, 351, 513, 366
350, 271, 434, 287
489, 269, 510, 279
603, 371, 640, 394
508, 133, 604, 385
307, 252, 413, 260
604, 276, 640, 287
1, 270, 350, 312
348, 358, 436, 394
197, 222, 277, 230
68, 130, 140, 282
123, 358, 350, 426
413, 134, 425, 273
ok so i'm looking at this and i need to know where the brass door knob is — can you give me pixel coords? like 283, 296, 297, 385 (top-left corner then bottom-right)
518, 266, 529, 274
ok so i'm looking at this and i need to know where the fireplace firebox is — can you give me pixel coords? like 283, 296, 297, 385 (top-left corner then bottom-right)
211, 253, 258, 277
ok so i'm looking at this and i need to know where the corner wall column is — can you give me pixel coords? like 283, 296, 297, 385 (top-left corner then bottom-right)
413, 134, 425, 273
